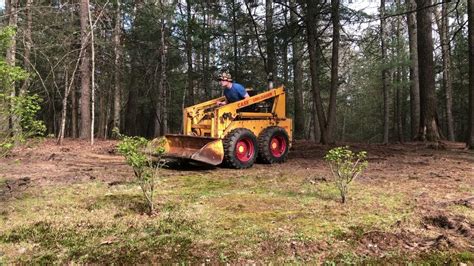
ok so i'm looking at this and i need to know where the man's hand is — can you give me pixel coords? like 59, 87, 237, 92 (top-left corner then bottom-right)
216, 101, 226, 106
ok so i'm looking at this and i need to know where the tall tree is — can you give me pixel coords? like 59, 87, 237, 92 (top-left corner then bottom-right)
468, 0, 474, 148
231, 0, 239, 80
79, 0, 91, 139
21, 0, 32, 96
380, 0, 390, 144
394, 0, 404, 143
327, 0, 340, 144
200, 2, 211, 99
88, 0, 96, 144
416, 0, 440, 141
6, 0, 19, 138
282, 5, 289, 86
154, 0, 168, 137
290, 0, 304, 140
305, 0, 339, 144
113, 0, 122, 133
185, 0, 194, 107
160, 14, 169, 136
305, 0, 324, 143
435, 3, 455, 141
71, 71, 78, 138
407, 0, 420, 140
265, 0, 276, 81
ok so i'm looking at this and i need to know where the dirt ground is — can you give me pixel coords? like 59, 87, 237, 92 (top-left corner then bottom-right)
1, 138, 473, 263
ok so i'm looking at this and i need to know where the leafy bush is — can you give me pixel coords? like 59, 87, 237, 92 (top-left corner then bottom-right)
324, 146, 368, 203
0, 27, 44, 157
11, 94, 46, 137
0, 93, 46, 157
117, 136, 166, 215
0, 27, 28, 86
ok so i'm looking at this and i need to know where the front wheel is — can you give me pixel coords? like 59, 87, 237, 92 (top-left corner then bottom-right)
223, 128, 258, 169
257, 126, 289, 164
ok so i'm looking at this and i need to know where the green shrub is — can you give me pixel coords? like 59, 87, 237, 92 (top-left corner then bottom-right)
11, 94, 46, 137
117, 136, 166, 215
0, 93, 46, 157
324, 146, 368, 203
0, 27, 44, 157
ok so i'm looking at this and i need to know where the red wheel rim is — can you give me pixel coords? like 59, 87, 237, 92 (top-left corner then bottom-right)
270, 135, 287, 157
235, 138, 254, 162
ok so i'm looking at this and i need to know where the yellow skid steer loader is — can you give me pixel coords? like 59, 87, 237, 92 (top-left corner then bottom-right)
161, 86, 292, 169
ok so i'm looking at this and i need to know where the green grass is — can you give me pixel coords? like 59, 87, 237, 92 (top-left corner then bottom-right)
446, 205, 474, 222
0, 173, 470, 263
0, 182, 199, 263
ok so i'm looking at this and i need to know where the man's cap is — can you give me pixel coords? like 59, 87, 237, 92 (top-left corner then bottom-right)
218, 72, 232, 82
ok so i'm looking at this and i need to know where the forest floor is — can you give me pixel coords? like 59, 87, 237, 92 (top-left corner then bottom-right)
0, 138, 473, 264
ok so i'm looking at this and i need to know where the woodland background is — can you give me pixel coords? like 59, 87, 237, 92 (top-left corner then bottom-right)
0, 0, 473, 147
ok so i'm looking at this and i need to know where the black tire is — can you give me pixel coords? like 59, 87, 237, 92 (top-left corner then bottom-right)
257, 126, 289, 164
223, 128, 258, 169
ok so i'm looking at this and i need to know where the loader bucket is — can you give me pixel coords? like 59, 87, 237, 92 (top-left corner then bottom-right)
161, 134, 224, 166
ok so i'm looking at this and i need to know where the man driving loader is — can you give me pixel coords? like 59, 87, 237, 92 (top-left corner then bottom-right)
216, 72, 249, 106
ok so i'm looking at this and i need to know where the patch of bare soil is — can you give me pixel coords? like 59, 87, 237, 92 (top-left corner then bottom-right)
0, 139, 133, 200
355, 219, 473, 258
422, 213, 474, 250
258, 238, 325, 261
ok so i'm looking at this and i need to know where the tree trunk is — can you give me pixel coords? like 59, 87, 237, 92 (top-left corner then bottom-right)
6, 0, 20, 139
407, 0, 420, 140
435, 4, 455, 141
441, 3, 454, 141
58, 84, 70, 145
88, 1, 96, 145
327, 0, 340, 144
309, 102, 321, 142
380, 0, 390, 144
20, 0, 32, 96
185, 0, 194, 107
468, 0, 474, 148
282, 7, 289, 85
312, 102, 321, 143
202, 4, 211, 100
416, 0, 440, 141
395, 0, 404, 143
98, 87, 107, 139
232, 0, 239, 80
341, 112, 346, 142
79, 0, 91, 139
125, 76, 138, 136
396, 71, 404, 142
266, 0, 276, 80
160, 1, 168, 135
71, 73, 78, 138
58, 54, 83, 145
154, 2, 168, 137
290, 0, 305, 140
113, 0, 122, 134
306, 0, 327, 143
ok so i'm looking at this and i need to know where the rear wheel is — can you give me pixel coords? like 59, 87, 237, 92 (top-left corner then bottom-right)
223, 128, 258, 169
257, 126, 289, 164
